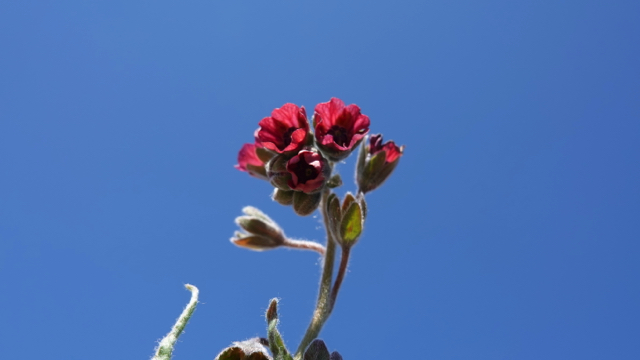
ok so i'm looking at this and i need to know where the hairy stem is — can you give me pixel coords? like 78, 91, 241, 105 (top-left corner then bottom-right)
295, 191, 336, 358
329, 246, 351, 311
152, 284, 199, 360
283, 238, 326, 256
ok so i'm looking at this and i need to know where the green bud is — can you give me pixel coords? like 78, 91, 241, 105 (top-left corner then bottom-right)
293, 191, 322, 216
339, 200, 363, 247
231, 207, 285, 251
235, 216, 284, 242
266, 299, 293, 360
272, 188, 294, 205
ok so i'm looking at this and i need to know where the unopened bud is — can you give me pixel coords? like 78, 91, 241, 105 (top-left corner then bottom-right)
292, 191, 322, 216
339, 200, 364, 248
231, 207, 285, 251
356, 134, 404, 193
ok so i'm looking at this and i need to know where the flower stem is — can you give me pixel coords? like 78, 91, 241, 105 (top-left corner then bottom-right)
282, 238, 326, 256
294, 191, 336, 359
329, 246, 350, 311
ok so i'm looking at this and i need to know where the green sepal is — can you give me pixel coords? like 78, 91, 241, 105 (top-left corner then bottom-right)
303, 339, 330, 360
246, 164, 268, 180
242, 206, 273, 224
272, 188, 294, 206
235, 217, 284, 242
230, 235, 282, 251
339, 200, 363, 247
266, 299, 293, 360
266, 154, 293, 191
355, 139, 367, 181
365, 150, 387, 179
341, 192, 355, 213
356, 192, 367, 219
293, 191, 322, 216
326, 193, 342, 239
256, 147, 276, 163
270, 173, 293, 191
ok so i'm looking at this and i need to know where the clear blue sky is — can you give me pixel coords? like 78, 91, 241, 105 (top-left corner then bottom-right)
1, 1, 639, 359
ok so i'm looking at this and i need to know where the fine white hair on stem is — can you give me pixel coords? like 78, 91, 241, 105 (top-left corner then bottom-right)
151, 284, 199, 360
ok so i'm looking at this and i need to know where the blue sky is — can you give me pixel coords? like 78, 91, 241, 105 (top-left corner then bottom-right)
1, 1, 639, 359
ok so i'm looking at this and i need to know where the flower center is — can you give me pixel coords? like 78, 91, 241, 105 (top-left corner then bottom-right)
282, 127, 297, 148
327, 126, 350, 147
293, 162, 319, 184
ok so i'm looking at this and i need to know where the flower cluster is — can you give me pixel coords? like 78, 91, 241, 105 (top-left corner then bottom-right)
148, 98, 406, 360
236, 97, 403, 215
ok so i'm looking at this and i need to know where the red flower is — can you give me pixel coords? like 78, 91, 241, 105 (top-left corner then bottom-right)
235, 143, 269, 180
286, 150, 330, 194
369, 134, 403, 163
313, 98, 370, 161
257, 103, 310, 154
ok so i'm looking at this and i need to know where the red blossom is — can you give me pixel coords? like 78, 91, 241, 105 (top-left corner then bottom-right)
286, 150, 329, 194
356, 134, 404, 193
235, 143, 268, 180
257, 103, 310, 154
314, 98, 370, 161
369, 134, 403, 163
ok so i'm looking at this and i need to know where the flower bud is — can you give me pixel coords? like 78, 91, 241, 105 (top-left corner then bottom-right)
325, 192, 366, 248
339, 199, 364, 248
356, 134, 404, 193
292, 191, 322, 216
231, 207, 285, 251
